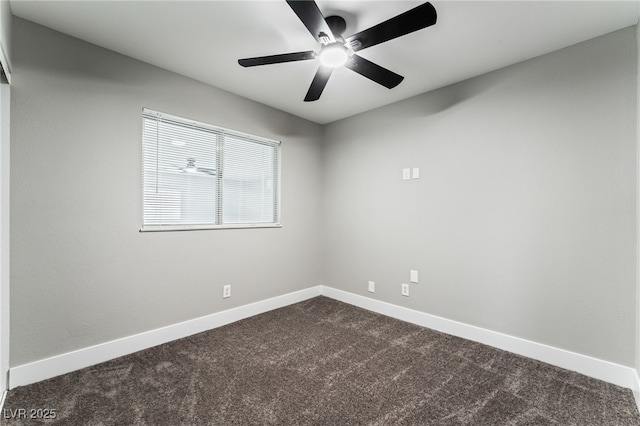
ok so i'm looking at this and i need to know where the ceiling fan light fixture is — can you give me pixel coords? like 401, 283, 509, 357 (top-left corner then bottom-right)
238, 1, 438, 101
319, 43, 349, 68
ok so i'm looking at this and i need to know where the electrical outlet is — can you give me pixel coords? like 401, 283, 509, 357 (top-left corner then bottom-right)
402, 168, 411, 180
401, 283, 409, 297
222, 284, 231, 299
368, 281, 375, 293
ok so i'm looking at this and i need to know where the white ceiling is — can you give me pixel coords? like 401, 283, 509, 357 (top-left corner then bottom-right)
9, 0, 640, 124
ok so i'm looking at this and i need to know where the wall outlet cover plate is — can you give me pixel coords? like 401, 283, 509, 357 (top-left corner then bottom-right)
401, 283, 409, 297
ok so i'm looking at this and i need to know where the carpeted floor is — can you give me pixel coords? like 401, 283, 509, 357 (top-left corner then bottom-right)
2, 296, 640, 425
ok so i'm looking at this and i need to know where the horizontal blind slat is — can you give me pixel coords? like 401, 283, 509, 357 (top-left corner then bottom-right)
142, 111, 279, 228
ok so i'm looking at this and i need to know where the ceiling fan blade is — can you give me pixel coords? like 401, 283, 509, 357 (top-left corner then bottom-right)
304, 66, 333, 102
238, 51, 315, 67
286, 0, 335, 44
345, 2, 437, 52
345, 54, 404, 89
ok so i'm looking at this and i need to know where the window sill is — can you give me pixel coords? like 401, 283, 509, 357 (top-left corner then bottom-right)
139, 223, 282, 232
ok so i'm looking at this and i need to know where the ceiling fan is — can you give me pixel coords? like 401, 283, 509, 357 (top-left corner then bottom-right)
238, 1, 437, 102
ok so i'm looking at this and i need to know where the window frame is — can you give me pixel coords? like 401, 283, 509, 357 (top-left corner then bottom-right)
140, 108, 281, 232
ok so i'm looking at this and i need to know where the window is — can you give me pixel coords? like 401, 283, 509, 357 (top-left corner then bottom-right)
142, 109, 280, 231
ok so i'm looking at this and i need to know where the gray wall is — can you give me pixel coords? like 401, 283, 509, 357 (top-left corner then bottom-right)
10, 18, 324, 366
9, 16, 639, 372
323, 27, 637, 366
0, 81, 8, 391
0, 0, 10, 391
0, 0, 11, 72
636, 21, 640, 378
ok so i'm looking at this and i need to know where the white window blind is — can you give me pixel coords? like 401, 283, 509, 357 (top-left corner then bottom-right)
142, 109, 280, 231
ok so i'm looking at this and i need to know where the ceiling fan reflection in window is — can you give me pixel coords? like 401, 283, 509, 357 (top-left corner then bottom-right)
238, 0, 437, 101
173, 158, 216, 176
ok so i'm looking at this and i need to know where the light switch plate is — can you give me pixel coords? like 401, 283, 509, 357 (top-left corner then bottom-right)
368, 281, 375, 293
412, 168, 420, 179
410, 270, 418, 283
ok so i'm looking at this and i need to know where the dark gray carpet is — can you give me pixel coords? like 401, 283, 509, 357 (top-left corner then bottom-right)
2, 296, 639, 425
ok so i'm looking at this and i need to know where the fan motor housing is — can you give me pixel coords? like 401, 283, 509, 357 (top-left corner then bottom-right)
325, 15, 347, 37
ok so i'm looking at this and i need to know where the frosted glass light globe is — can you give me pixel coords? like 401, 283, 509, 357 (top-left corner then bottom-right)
319, 44, 348, 68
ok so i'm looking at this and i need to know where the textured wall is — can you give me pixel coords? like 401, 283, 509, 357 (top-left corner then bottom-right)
10, 18, 324, 366
323, 27, 637, 366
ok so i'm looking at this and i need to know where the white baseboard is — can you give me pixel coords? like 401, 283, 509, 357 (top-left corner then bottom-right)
633, 370, 640, 413
320, 286, 638, 391
9, 286, 322, 388
9, 283, 640, 409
